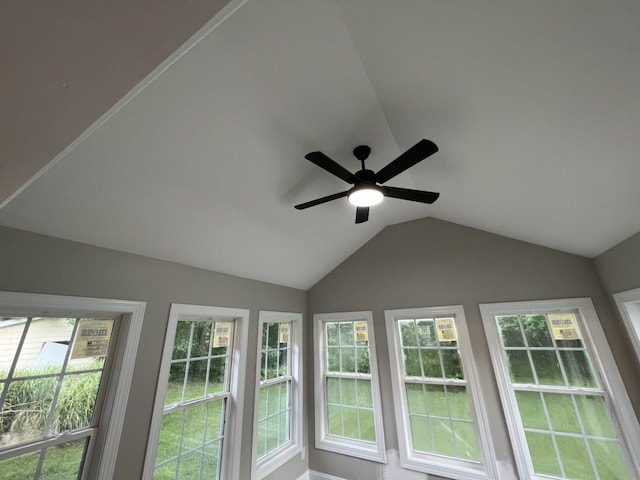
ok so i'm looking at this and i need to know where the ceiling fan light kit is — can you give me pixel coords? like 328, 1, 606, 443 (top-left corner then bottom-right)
295, 139, 440, 224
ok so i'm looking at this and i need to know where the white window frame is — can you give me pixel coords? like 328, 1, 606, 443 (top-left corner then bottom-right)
480, 297, 640, 479
251, 311, 303, 479
384, 305, 499, 479
613, 287, 640, 360
313, 311, 386, 463
143, 304, 249, 480
0, 291, 145, 480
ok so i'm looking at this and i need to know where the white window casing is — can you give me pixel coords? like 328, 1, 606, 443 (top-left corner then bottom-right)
613, 287, 640, 361
143, 304, 249, 480
480, 297, 640, 480
0, 291, 145, 480
313, 311, 386, 463
251, 310, 304, 479
384, 305, 499, 480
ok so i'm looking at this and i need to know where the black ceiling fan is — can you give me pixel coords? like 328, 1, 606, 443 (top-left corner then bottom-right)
294, 139, 440, 224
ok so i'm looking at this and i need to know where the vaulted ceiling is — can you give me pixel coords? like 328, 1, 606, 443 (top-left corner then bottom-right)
2, 0, 639, 289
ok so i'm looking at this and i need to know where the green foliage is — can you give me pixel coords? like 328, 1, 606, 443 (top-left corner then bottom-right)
0, 365, 101, 442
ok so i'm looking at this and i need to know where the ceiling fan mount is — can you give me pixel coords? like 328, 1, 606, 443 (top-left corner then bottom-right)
295, 139, 440, 224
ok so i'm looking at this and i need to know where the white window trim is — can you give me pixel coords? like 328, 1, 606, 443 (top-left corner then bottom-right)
613, 287, 640, 360
251, 310, 304, 479
143, 303, 250, 480
384, 305, 499, 480
313, 311, 386, 463
0, 291, 145, 480
480, 297, 640, 479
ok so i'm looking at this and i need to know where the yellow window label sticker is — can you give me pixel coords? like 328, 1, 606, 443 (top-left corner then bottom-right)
435, 318, 457, 342
279, 323, 290, 344
71, 319, 114, 359
213, 321, 233, 348
354, 321, 369, 342
548, 313, 580, 340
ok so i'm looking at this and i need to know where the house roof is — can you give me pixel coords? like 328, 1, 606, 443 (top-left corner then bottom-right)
2, 0, 639, 290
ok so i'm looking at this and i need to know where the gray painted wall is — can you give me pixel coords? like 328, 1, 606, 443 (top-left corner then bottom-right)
307, 217, 640, 479
0, 226, 308, 480
595, 230, 640, 295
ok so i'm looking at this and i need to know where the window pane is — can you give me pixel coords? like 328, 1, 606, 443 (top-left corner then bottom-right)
497, 316, 525, 347
326, 323, 339, 346
410, 415, 431, 453
447, 386, 472, 421
505, 350, 534, 383
416, 319, 437, 347
183, 403, 207, 452
425, 384, 448, 418
2, 377, 56, 446
207, 357, 226, 396
399, 320, 417, 346
172, 321, 193, 360
339, 322, 354, 346
530, 350, 564, 385
432, 418, 455, 457
40, 437, 87, 480
555, 435, 596, 480
327, 377, 340, 404
559, 350, 597, 388
591, 439, 630, 480
355, 347, 370, 374
206, 399, 225, 442
359, 409, 375, 442
0, 449, 39, 479
341, 379, 357, 407
203, 441, 221, 480
420, 349, 442, 378
442, 349, 464, 379
544, 393, 580, 435
526, 431, 562, 477
403, 349, 422, 376
178, 450, 203, 480
328, 405, 342, 436
156, 410, 182, 464
452, 420, 479, 461
515, 390, 548, 430
0, 317, 28, 375
342, 407, 359, 439
522, 315, 553, 347
576, 395, 616, 439
52, 371, 102, 434
340, 347, 355, 373
356, 379, 373, 409
406, 383, 427, 415
17, 318, 75, 373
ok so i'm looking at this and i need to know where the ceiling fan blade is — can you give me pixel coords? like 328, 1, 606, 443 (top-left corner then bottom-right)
294, 191, 349, 210
305, 152, 359, 184
382, 186, 440, 204
373, 139, 438, 184
355, 207, 369, 224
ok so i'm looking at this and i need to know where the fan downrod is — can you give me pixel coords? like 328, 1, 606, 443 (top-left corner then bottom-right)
353, 145, 371, 170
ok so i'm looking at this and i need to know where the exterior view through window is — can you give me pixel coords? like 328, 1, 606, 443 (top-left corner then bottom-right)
252, 311, 302, 479
482, 299, 640, 480
0, 314, 117, 479
256, 320, 291, 457
314, 311, 386, 462
385, 305, 497, 479
146, 304, 248, 480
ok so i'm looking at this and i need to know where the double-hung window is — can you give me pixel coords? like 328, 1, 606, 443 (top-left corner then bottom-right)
481, 298, 640, 479
0, 291, 144, 480
252, 311, 303, 479
384, 305, 498, 479
144, 304, 249, 480
613, 287, 640, 360
314, 311, 385, 462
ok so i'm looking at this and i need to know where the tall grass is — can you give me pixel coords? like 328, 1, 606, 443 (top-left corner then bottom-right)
1, 365, 102, 445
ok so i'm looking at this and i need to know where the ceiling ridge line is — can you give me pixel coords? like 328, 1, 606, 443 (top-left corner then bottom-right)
0, 0, 250, 211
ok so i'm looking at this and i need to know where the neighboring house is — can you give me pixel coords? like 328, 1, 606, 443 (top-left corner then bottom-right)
0, 318, 73, 371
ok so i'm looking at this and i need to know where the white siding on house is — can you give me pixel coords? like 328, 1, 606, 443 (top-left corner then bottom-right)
0, 318, 74, 371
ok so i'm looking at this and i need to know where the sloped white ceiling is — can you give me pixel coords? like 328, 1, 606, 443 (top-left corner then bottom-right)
1, 0, 639, 289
